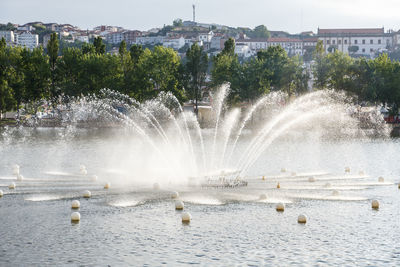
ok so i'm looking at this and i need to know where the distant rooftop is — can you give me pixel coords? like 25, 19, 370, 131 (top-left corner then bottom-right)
318, 28, 384, 35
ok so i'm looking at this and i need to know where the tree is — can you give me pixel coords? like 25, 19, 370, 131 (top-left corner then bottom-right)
250, 25, 271, 39
47, 32, 59, 100
129, 44, 144, 66
221, 38, 235, 56
93, 37, 106, 54
257, 46, 289, 91
173, 18, 183, 27
313, 40, 330, 89
348, 46, 359, 55
184, 43, 208, 115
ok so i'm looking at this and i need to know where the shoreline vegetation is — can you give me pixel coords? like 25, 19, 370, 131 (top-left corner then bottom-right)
1, 34, 399, 130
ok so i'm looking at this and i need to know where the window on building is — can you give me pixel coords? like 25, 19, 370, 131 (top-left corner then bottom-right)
327, 40, 330, 45
362, 48, 365, 53
362, 39, 365, 44
332, 40, 336, 45
370, 39, 373, 44
344, 39, 348, 44
354, 40, 358, 44
378, 39, 381, 44
370, 48, 373, 52
338, 39, 342, 45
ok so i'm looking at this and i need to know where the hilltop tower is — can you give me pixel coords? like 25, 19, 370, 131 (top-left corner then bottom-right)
192, 4, 196, 22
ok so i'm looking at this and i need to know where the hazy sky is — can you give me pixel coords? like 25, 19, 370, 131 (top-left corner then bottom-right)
1, 0, 399, 33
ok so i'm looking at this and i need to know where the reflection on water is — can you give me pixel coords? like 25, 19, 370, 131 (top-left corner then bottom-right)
0, 128, 399, 265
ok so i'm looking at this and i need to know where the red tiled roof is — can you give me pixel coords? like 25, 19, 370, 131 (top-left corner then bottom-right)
268, 37, 302, 42
302, 37, 319, 42
318, 28, 384, 35
236, 38, 268, 42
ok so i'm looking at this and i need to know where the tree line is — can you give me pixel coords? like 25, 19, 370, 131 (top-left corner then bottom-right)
313, 40, 400, 114
1, 34, 399, 117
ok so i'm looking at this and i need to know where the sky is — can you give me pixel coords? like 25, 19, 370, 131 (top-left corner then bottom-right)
1, 0, 399, 33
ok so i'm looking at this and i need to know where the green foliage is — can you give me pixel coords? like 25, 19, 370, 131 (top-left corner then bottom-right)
249, 25, 271, 39
47, 33, 59, 99
94, 37, 106, 54
184, 43, 208, 111
173, 19, 183, 27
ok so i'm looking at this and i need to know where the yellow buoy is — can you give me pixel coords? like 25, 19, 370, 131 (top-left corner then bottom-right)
276, 203, 285, 212
71, 200, 80, 209
0, 190, 3, 197
71, 212, 81, 222
281, 168, 286, 173
181, 212, 192, 223
298, 214, 307, 224
171, 191, 179, 199
308, 177, 315, 182
345, 167, 350, 173
8, 182, 16, 190
104, 182, 111, 189
83, 190, 91, 198
262, 176, 265, 180
175, 200, 184, 210
371, 199, 379, 210
378, 177, 384, 183
277, 182, 280, 189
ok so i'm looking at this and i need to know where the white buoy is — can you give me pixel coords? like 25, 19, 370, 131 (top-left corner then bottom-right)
259, 193, 267, 200
91, 175, 98, 182
171, 191, 179, 199
8, 182, 16, 189
83, 190, 91, 198
398, 183, 400, 189
332, 190, 339, 196
80, 164, 86, 171
175, 200, 184, 210
153, 183, 160, 190
181, 212, 192, 223
276, 203, 285, 212
104, 182, 110, 189
71, 212, 81, 222
71, 200, 80, 209
345, 167, 350, 173
298, 214, 307, 224
291, 172, 296, 176
371, 199, 379, 209
17, 174, 24, 181
0, 190, 3, 197
80, 169, 87, 175
359, 171, 364, 176
281, 168, 286, 173
324, 182, 332, 188
378, 177, 384, 183
308, 177, 315, 182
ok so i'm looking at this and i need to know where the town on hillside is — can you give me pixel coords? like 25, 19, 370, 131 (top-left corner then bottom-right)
1, 18, 400, 61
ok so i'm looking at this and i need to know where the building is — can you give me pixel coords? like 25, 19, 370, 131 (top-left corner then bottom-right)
106, 32, 124, 44
136, 36, 165, 45
267, 37, 304, 56
235, 44, 254, 58
210, 36, 226, 51
75, 35, 89, 43
317, 28, 392, 57
123, 30, 142, 44
236, 38, 269, 51
16, 32, 38, 49
0, 31, 15, 44
198, 31, 214, 43
163, 36, 185, 50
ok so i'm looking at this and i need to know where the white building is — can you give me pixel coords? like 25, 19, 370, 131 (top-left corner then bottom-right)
16, 32, 38, 49
198, 31, 214, 43
317, 28, 393, 57
106, 32, 124, 44
163, 36, 185, 50
0, 31, 15, 44
236, 38, 269, 51
236, 37, 303, 56
75, 35, 89, 43
234, 44, 254, 58
267, 37, 303, 56
136, 36, 165, 45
